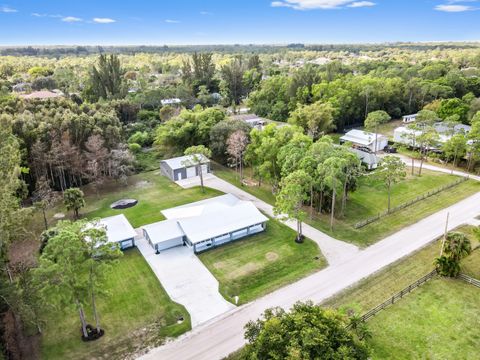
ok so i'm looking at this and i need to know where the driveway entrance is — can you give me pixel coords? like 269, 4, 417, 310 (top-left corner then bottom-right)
136, 237, 235, 327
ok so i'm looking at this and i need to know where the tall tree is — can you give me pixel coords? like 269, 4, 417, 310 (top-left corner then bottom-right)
226, 130, 249, 183
243, 301, 369, 360
86, 54, 126, 101
183, 145, 212, 193
364, 110, 391, 154
442, 133, 467, 173
32, 176, 59, 231
374, 156, 407, 212
220, 56, 246, 106
274, 170, 311, 243
288, 101, 335, 139
320, 156, 347, 231
63, 188, 85, 220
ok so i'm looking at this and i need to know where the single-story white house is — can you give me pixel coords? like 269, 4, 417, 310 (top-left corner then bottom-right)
97, 214, 137, 250
394, 122, 472, 149
160, 154, 211, 182
340, 129, 388, 153
142, 194, 269, 254
402, 114, 418, 123
349, 148, 379, 170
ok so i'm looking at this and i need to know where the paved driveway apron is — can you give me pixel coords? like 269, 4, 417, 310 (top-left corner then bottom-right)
136, 237, 235, 327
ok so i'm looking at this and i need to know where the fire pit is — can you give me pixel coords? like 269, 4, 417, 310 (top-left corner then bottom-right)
110, 199, 138, 210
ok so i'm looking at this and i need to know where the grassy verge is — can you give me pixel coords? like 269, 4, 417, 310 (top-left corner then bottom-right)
211, 162, 276, 205
366, 278, 480, 359
41, 249, 191, 360
324, 224, 478, 312
198, 218, 326, 305
306, 178, 480, 247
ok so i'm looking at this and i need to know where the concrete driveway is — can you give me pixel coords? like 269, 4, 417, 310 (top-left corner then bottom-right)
136, 237, 235, 327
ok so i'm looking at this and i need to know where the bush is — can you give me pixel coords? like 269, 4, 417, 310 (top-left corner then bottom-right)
128, 143, 142, 153
128, 131, 151, 147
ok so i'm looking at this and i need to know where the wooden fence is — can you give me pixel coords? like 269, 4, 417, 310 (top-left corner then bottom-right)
354, 177, 468, 229
458, 273, 480, 288
348, 270, 438, 327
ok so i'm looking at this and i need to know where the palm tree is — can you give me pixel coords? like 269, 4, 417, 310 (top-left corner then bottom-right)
435, 232, 471, 277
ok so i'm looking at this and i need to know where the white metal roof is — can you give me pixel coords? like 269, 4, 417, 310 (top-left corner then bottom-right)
161, 154, 210, 170
340, 129, 386, 146
99, 214, 137, 243
142, 219, 184, 244
161, 98, 181, 105
162, 194, 268, 244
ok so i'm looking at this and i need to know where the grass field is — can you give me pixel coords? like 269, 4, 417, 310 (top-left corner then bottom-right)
214, 163, 480, 247
75, 171, 222, 228
366, 278, 480, 359
41, 249, 191, 360
198, 217, 327, 304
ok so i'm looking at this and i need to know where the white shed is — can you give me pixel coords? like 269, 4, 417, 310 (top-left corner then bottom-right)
98, 214, 137, 250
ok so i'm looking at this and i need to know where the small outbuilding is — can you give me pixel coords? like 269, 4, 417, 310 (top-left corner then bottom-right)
402, 114, 418, 123
99, 214, 137, 250
340, 129, 388, 153
143, 219, 185, 252
160, 154, 211, 181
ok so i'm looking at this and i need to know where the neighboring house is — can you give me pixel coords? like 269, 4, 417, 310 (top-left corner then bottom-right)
12, 82, 32, 93
340, 129, 388, 153
402, 114, 418, 123
98, 214, 137, 250
19, 90, 63, 100
394, 122, 471, 149
161, 98, 182, 106
142, 194, 269, 254
349, 147, 379, 170
160, 154, 211, 181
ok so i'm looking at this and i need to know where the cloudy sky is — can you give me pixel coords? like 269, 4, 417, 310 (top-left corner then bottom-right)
0, 0, 479, 45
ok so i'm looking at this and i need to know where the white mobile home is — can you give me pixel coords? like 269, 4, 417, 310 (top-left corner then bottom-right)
402, 114, 417, 123
340, 129, 388, 153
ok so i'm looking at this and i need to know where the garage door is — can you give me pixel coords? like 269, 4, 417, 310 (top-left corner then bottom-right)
201, 164, 208, 174
156, 236, 183, 251
120, 239, 134, 249
186, 166, 196, 178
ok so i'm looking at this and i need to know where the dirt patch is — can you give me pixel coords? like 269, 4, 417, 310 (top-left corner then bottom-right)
9, 239, 39, 268
265, 252, 279, 262
134, 180, 152, 189
213, 261, 226, 270
227, 263, 261, 280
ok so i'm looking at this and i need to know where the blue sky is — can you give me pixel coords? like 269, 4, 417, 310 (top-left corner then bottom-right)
0, 1, 479, 45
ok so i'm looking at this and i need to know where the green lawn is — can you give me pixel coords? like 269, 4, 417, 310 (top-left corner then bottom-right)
366, 278, 480, 360
198, 218, 327, 304
77, 171, 222, 228
306, 173, 480, 247
324, 224, 478, 312
211, 162, 276, 205
41, 249, 191, 360
214, 163, 480, 247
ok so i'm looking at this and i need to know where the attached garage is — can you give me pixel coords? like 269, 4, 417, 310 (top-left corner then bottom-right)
142, 219, 185, 252
160, 154, 211, 182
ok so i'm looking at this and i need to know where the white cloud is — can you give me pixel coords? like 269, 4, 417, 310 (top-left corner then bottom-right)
200, 11, 212, 15
93, 17, 116, 23
435, 4, 474, 12
347, 1, 375, 7
165, 19, 180, 23
62, 16, 82, 22
271, 0, 375, 10
0, 5, 17, 13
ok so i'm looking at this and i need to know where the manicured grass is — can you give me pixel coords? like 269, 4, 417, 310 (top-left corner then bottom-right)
324, 224, 478, 312
306, 173, 480, 247
198, 218, 327, 304
41, 249, 191, 360
77, 171, 222, 228
211, 162, 276, 205
366, 278, 480, 360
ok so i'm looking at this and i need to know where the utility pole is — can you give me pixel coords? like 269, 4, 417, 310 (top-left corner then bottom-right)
440, 212, 449, 256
